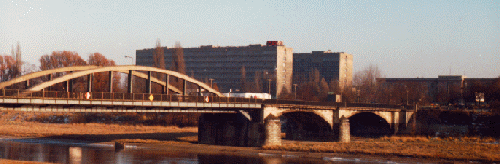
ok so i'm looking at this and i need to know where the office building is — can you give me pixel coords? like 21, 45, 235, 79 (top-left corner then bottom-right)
136, 41, 293, 98
293, 51, 353, 89
377, 75, 498, 104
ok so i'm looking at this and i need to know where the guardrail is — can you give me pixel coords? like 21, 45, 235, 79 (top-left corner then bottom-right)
0, 89, 411, 109
262, 99, 408, 109
0, 89, 263, 104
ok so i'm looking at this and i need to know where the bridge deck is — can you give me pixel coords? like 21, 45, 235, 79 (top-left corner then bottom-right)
0, 97, 262, 109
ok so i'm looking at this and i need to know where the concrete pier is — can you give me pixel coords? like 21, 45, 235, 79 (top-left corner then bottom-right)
339, 116, 350, 142
263, 115, 281, 146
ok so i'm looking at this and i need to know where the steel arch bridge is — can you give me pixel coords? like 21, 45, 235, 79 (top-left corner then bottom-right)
0, 65, 223, 97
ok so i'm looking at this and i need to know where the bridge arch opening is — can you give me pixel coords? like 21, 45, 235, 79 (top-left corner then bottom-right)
349, 112, 391, 137
280, 112, 333, 141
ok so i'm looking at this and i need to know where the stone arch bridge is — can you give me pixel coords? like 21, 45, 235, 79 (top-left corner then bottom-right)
199, 103, 415, 146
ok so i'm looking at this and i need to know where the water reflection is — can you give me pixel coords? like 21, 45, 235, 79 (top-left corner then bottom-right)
0, 140, 382, 164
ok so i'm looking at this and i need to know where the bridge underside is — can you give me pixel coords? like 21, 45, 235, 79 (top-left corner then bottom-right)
349, 112, 392, 137
281, 112, 334, 141
198, 113, 264, 146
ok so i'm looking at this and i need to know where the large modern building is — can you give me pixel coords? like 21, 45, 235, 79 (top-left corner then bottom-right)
293, 51, 353, 89
136, 41, 293, 98
377, 75, 498, 104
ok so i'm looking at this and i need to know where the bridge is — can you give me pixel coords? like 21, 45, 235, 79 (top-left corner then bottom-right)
0, 66, 416, 146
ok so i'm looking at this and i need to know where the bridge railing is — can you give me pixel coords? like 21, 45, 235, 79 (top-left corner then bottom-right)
0, 89, 265, 104
0, 89, 411, 109
262, 99, 408, 109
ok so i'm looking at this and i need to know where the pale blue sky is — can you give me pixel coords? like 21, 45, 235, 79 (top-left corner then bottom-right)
1, 0, 499, 78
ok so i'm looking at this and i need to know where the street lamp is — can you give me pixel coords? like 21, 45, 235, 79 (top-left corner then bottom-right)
406, 90, 409, 106
293, 84, 298, 100
125, 56, 134, 65
209, 78, 214, 88
404, 85, 409, 106
268, 79, 272, 95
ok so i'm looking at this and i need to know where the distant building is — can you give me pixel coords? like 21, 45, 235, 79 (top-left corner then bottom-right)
377, 75, 498, 104
293, 50, 353, 89
136, 41, 293, 98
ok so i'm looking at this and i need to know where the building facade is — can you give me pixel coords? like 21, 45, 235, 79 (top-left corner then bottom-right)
293, 51, 353, 89
136, 41, 293, 98
377, 75, 498, 104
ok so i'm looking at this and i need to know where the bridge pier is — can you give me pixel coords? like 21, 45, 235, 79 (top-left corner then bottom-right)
198, 112, 268, 147
263, 115, 281, 146
391, 123, 400, 135
339, 116, 350, 142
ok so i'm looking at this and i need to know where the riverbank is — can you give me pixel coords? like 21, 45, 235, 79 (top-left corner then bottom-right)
0, 159, 53, 164
0, 114, 499, 163
264, 137, 500, 162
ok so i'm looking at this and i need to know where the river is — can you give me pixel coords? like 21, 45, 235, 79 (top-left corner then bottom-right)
0, 138, 434, 164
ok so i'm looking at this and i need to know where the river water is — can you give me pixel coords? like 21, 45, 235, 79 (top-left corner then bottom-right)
0, 139, 427, 164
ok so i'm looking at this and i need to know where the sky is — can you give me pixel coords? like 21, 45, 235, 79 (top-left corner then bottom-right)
1, 0, 499, 78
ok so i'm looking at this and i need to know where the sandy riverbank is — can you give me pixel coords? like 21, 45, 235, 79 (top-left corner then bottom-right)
0, 159, 53, 164
0, 113, 499, 163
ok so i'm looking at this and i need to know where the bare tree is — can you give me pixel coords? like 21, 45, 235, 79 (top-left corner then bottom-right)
152, 39, 165, 93
15, 42, 21, 78
88, 53, 121, 92
153, 39, 165, 70
39, 51, 87, 91
171, 41, 185, 74
170, 41, 186, 89
353, 64, 382, 103
0, 55, 16, 82
240, 65, 247, 92
253, 71, 262, 93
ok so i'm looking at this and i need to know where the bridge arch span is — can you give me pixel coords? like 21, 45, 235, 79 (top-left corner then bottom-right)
338, 110, 393, 124
348, 112, 392, 137
21, 65, 223, 96
280, 111, 333, 141
261, 106, 335, 141
262, 106, 333, 127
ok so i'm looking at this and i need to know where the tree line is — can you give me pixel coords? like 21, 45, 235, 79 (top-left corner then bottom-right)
287, 63, 500, 111
0, 40, 210, 94
1, 41, 203, 126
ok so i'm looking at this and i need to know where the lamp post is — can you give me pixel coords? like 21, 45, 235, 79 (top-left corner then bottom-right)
268, 79, 272, 95
293, 84, 298, 100
403, 84, 409, 106
125, 56, 134, 65
209, 78, 214, 88
407, 90, 409, 106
